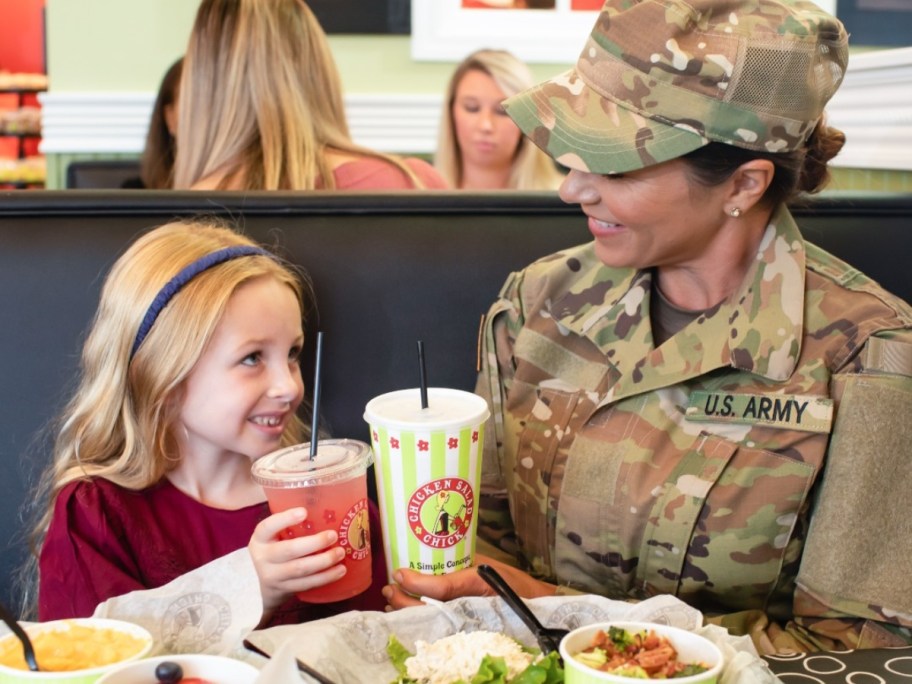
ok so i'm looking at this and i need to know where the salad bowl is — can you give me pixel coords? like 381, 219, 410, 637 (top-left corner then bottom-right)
560, 621, 723, 683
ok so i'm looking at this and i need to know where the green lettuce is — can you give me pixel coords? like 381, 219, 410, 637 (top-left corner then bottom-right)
509, 651, 563, 683
472, 655, 509, 683
388, 635, 414, 681
672, 664, 711, 678
608, 626, 645, 652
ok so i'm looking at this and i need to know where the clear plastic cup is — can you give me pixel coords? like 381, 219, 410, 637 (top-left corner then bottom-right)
364, 388, 490, 581
251, 439, 373, 603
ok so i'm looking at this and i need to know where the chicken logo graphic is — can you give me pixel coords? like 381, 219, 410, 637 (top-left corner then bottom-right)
407, 477, 474, 549
161, 592, 231, 653
339, 498, 370, 561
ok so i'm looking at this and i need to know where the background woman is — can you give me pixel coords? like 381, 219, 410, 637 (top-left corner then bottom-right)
173, 0, 446, 191
123, 57, 182, 189
386, 0, 912, 654
436, 49, 563, 190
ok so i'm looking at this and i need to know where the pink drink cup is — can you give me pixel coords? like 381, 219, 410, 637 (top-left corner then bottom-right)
251, 439, 373, 603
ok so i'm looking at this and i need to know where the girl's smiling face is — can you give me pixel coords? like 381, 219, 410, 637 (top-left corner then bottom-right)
178, 275, 304, 464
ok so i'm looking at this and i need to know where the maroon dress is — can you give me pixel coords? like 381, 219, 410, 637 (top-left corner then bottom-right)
38, 478, 388, 623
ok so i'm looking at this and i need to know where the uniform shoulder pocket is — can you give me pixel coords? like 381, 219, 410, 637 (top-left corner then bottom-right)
799, 372, 912, 622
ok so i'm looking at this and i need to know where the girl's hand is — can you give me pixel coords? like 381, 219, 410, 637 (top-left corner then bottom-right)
381, 554, 556, 610
248, 507, 345, 615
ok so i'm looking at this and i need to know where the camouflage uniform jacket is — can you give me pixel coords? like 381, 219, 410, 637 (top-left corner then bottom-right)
476, 206, 912, 653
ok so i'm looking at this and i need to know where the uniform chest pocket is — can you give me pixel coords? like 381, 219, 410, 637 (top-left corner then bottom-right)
553, 414, 817, 610
640, 432, 817, 610
505, 383, 588, 577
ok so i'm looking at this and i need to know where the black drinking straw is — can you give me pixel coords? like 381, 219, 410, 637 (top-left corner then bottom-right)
309, 331, 324, 459
417, 340, 429, 409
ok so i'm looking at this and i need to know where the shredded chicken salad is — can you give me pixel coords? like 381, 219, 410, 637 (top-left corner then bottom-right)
408, 631, 534, 683
388, 629, 563, 684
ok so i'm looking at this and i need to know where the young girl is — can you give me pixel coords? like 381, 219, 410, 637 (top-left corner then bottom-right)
33, 220, 386, 624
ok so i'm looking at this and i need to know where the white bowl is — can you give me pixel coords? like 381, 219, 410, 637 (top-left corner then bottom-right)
560, 621, 723, 683
95, 654, 260, 684
0, 618, 153, 683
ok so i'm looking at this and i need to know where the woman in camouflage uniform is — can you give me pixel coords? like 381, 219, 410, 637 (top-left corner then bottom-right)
384, 0, 912, 654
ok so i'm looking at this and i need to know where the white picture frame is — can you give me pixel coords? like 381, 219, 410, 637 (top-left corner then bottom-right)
411, 0, 840, 64
410, 0, 598, 64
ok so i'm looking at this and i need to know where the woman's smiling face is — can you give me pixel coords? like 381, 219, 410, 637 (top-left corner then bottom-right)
558, 159, 732, 272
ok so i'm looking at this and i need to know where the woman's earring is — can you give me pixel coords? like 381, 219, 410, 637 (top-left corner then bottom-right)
728, 207, 742, 218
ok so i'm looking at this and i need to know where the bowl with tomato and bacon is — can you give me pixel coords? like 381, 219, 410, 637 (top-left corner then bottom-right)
559, 621, 723, 683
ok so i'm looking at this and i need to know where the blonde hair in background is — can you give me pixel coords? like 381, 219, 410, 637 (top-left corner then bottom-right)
19, 221, 310, 616
173, 0, 421, 190
436, 49, 565, 191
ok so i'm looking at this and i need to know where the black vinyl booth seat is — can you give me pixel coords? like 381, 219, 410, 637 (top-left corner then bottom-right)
1, 189, 910, 615
65, 160, 143, 189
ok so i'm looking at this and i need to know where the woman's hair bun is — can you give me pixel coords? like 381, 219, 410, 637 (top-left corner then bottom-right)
799, 119, 846, 195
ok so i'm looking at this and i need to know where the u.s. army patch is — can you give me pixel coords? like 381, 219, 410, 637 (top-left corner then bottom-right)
685, 390, 833, 433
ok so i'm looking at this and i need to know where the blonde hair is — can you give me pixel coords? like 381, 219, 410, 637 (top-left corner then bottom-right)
20, 220, 310, 615
435, 49, 564, 191
173, 0, 421, 190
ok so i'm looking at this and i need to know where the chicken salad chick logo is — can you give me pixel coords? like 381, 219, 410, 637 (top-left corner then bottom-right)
161, 592, 231, 653
339, 498, 370, 561
407, 477, 474, 548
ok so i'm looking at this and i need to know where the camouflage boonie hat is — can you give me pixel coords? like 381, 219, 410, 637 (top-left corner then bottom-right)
504, 0, 849, 174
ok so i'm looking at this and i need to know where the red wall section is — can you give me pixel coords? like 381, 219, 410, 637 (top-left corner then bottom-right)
0, 0, 46, 74
0, 0, 46, 160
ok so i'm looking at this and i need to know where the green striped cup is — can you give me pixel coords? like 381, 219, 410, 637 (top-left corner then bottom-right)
364, 388, 490, 582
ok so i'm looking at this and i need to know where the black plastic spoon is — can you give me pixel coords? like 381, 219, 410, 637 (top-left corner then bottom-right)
0, 600, 39, 671
476, 564, 569, 659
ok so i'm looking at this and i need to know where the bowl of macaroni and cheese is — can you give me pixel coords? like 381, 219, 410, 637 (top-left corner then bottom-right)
0, 618, 153, 683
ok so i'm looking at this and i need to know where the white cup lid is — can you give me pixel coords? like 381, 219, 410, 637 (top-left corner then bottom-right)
364, 387, 490, 432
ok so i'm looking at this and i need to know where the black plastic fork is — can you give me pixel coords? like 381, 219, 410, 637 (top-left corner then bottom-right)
0, 600, 39, 671
477, 564, 569, 659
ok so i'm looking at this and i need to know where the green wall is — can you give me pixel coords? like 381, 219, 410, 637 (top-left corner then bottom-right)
46, 0, 570, 94
43, 1, 911, 192
42, 0, 572, 188
47, 0, 199, 92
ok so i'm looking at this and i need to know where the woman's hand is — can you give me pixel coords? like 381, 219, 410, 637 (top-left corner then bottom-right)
248, 507, 345, 615
382, 554, 557, 610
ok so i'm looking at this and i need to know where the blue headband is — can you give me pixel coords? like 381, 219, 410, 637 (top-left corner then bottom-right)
130, 245, 270, 361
